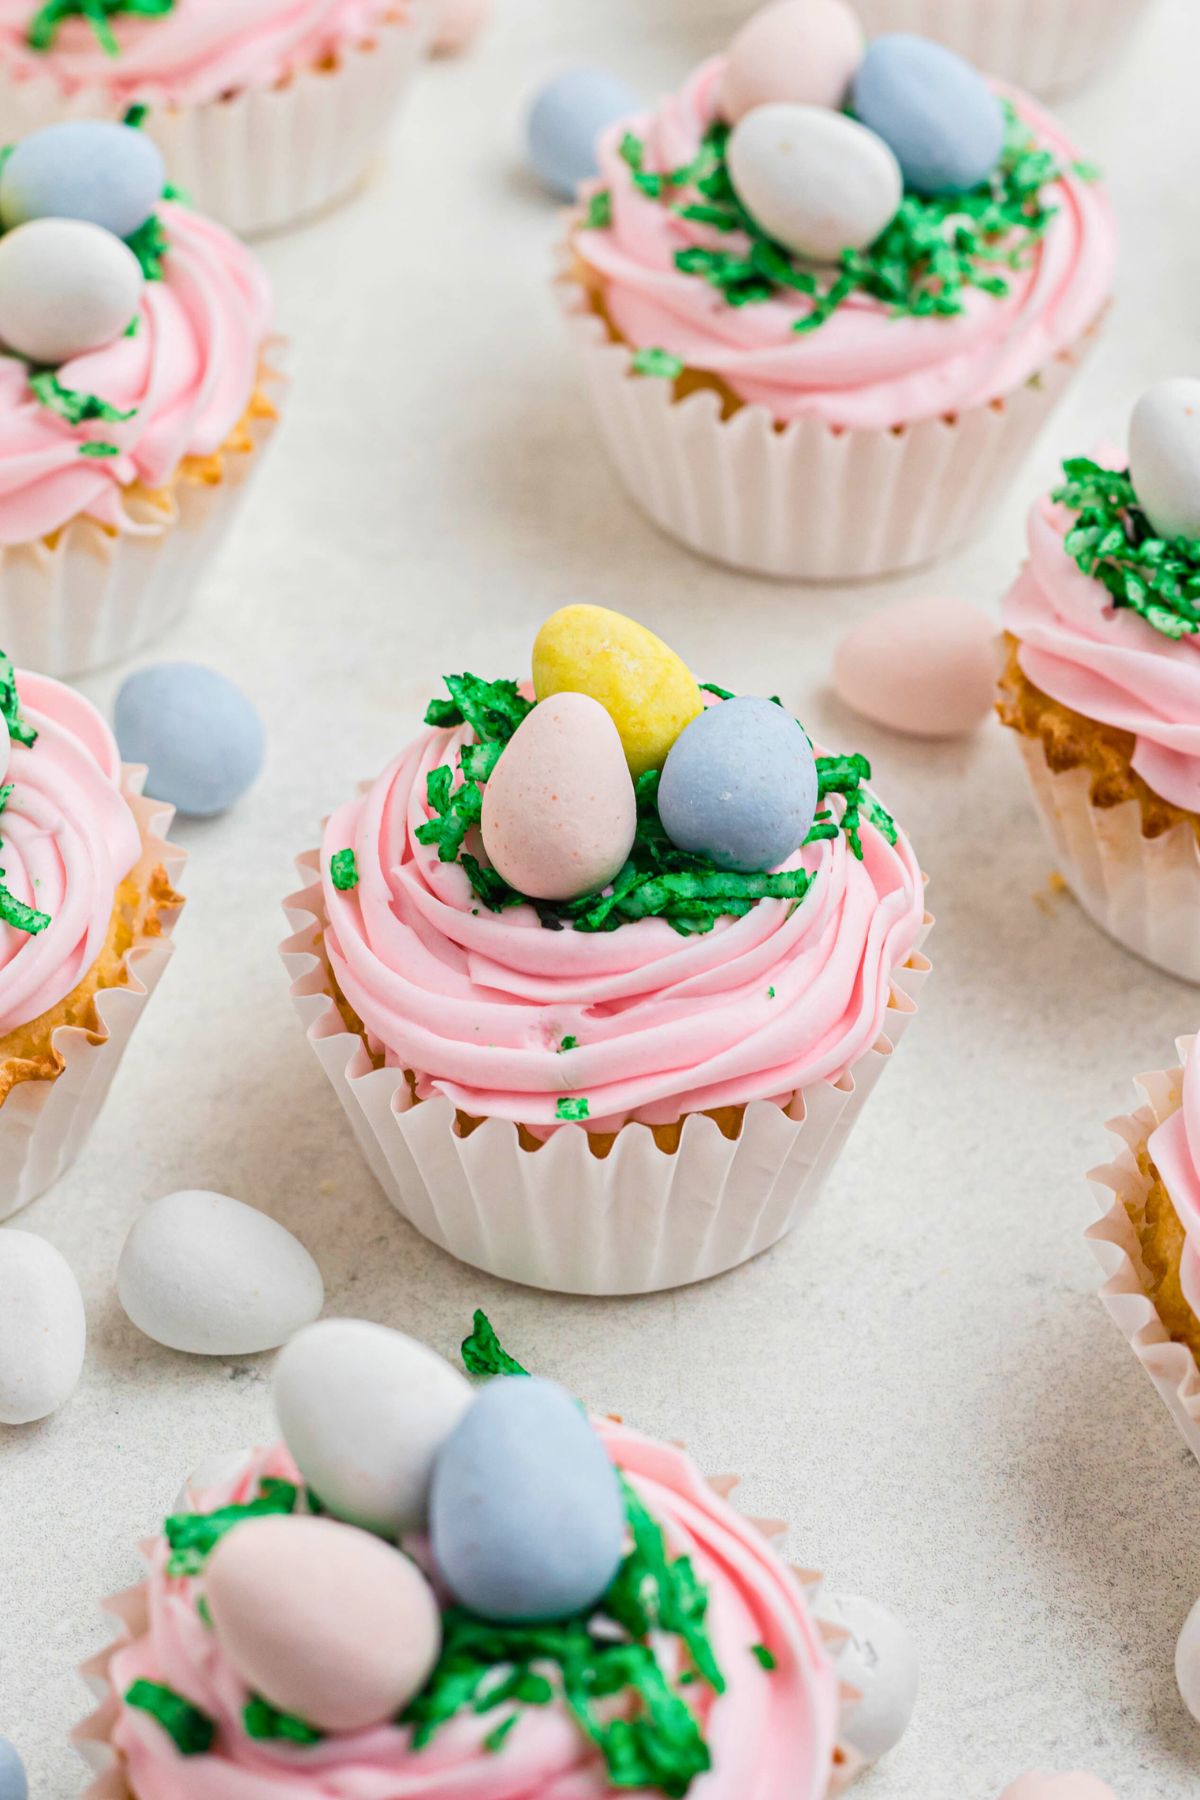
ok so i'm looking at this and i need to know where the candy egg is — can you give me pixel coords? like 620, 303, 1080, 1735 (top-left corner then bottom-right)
0, 120, 165, 240
481, 693, 636, 902
1129, 379, 1200, 542
998, 1779, 1117, 1800
721, 0, 865, 124
206, 1515, 442, 1733
532, 604, 703, 778
658, 696, 818, 873
727, 105, 902, 261
832, 595, 996, 738
851, 34, 1005, 196
114, 664, 265, 818
527, 68, 640, 202
0, 1742, 26, 1800
273, 1319, 472, 1537
814, 1592, 918, 1763
430, 1376, 626, 1622
1176, 1593, 1200, 1723
0, 1231, 85, 1425
0, 218, 143, 365
116, 1191, 324, 1357
431, 0, 490, 55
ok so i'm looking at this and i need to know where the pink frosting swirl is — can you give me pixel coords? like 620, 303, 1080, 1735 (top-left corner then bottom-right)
107, 1425, 841, 1800
0, 1, 402, 107
318, 713, 926, 1133
574, 59, 1116, 432
1148, 1036, 1200, 1319
0, 668, 141, 1036
1001, 476, 1200, 814
0, 200, 272, 546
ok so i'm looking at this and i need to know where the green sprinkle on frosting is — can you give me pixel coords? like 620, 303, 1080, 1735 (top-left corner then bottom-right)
631, 347, 684, 380
124, 1680, 215, 1756
1053, 457, 1200, 640
28, 0, 175, 56
555, 1096, 590, 1122
558, 1034, 578, 1052
750, 1644, 777, 1671
244, 1696, 324, 1746
330, 848, 359, 891
78, 441, 120, 458
164, 1478, 299, 1577
29, 370, 136, 429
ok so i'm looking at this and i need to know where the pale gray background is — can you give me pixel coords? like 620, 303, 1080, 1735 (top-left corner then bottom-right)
1, 0, 1197, 1794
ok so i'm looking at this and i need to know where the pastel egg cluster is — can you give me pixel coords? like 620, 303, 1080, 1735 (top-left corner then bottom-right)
0, 120, 163, 367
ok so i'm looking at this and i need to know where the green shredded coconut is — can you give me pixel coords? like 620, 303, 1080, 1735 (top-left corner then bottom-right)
586, 189, 612, 230
1052, 457, 1200, 640
484, 1714, 521, 1753
330, 848, 359, 891
78, 442, 121, 458
631, 347, 684, 380
766, 986, 775, 999
123, 101, 149, 128
124, 1680, 215, 1756
0, 657, 48, 937
750, 1644, 777, 1672
163, 1478, 300, 1577
125, 210, 170, 281
558, 1034, 578, 1052
0, 655, 36, 750
195, 1595, 212, 1629
28, 0, 175, 56
462, 1309, 530, 1378
29, 370, 136, 429
555, 1096, 590, 1122
244, 1696, 324, 1746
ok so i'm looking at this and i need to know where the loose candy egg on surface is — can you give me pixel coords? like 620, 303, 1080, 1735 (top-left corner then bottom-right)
273, 1319, 473, 1537
206, 1515, 442, 1733
0, 1231, 85, 1425
430, 0, 490, 55
527, 68, 640, 201
0, 218, 143, 365
0, 1742, 26, 1800
832, 595, 996, 738
813, 1592, 918, 1763
532, 604, 703, 778
998, 1779, 1117, 1800
116, 1191, 324, 1356
430, 1375, 627, 1622
851, 34, 1005, 196
481, 693, 636, 901
0, 120, 165, 240
658, 696, 818, 873
720, 0, 865, 123
1128, 378, 1200, 542
727, 104, 902, 261
114, 664, 265, 819
1176, 1593, 1200, 1723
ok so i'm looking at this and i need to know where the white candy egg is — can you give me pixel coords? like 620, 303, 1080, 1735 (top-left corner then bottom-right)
727, 104, 902, 263
0, 218, 143, 366
814, 1591, 918, 1764
0, 1231, 86, 1424
1176, 1594, 1200, 1723
1129, 378, 1200, 542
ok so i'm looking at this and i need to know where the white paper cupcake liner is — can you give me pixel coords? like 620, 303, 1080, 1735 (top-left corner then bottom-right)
1086, 1040, 1200, 1465
0, 772, 183, 1222
849, 0, 1156, 97
0, 8, 435, 240
281, 849, 933, 1295
556, 273, 1097, 582
0, 402, 279, 680
1011, 731, 1200, 985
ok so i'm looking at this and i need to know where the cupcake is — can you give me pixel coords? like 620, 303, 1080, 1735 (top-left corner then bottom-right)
1088, 1037, 1200, 1464
0, 0, 434, 238
0, 115, 278, 677
76, 1310, 918, 1796
282, 604, 932, 1294
0, 653, 183, 1218
559, 4, 1116, 581
849, 0, 1156, 98
998, 380, 1200, 984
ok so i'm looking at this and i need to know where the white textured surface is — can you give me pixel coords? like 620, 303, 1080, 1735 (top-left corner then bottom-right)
0, 1, 1196, 1795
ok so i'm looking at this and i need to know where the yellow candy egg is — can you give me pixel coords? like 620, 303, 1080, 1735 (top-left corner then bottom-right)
532, 605, 703, 778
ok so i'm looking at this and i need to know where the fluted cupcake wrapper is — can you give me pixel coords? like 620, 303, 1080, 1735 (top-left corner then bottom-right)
849, 0, 1155, 97
1012, 732, 1200, 985
555, 268, 1100, 582
281, 849, 933, 1296
0, 8, 434, 240
1086, 1042, 1200, 1463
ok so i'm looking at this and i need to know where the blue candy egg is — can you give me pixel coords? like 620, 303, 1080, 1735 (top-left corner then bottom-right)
851, 35, 1005, 196
658, 696, 818, 874
114, 664, 265, 820
0, 1741, 26, 1800
527, 68, 639, 201
0, 120, 165, 241
430, 1376, 626, 1623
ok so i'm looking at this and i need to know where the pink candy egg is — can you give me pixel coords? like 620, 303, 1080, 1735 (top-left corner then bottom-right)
999, 1778, 1118, 1800
431, 0, 490, 56
206, 1515, 442, 1733
833, 594, 996, 739
721, 0, 865, 124
481, 692, 637, 902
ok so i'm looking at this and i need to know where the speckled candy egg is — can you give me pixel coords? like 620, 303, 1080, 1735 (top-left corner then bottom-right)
114, 664, 264, 818
0, 121, 164, 241
721, 0, 865, 124
851, 34, 1005, 196
532, 604, 703, 778
833, 595, 995, 738
998, 1779, 1117, 1800
814, 1592, 917, 1763
727, 105, 902, 261
1176, 1593, 1200, 1723
0, 1742, 26, 1800
0, 1231, 85, 1425
206, 1515, 442, 1733
481, 693, 636, 902
1129, 378, 1200, 542
273, 1319, 473, 1537
0, 218, 143, 366
527, 68, 640, 201
430, 1376, 626, 1622
658, 696, 818, 874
